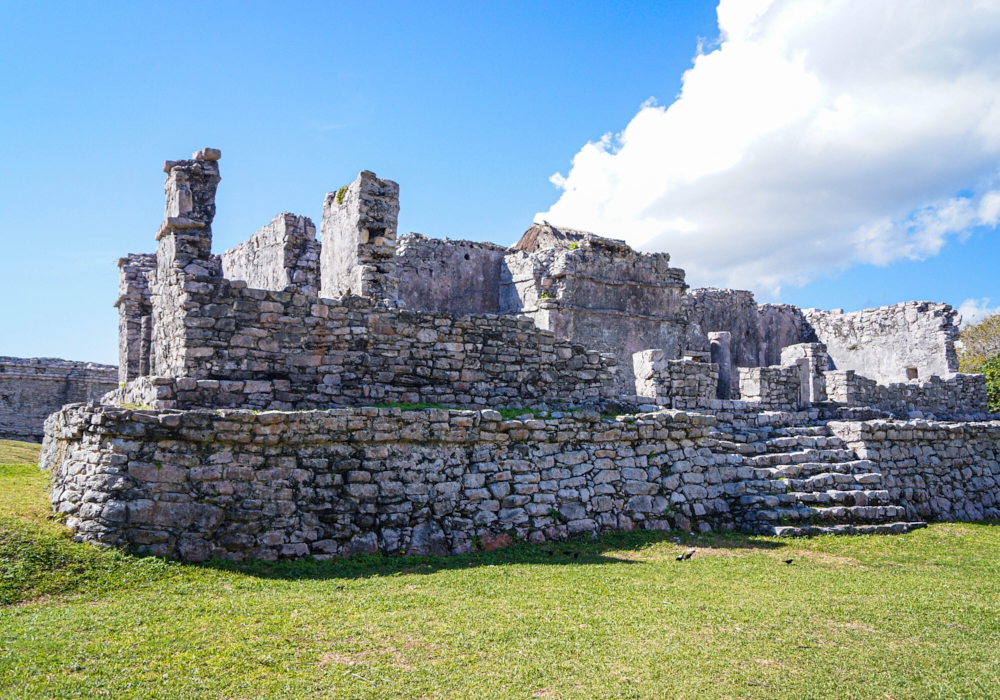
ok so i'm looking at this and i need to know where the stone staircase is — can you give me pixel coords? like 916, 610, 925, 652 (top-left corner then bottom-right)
720, 421, 927, 536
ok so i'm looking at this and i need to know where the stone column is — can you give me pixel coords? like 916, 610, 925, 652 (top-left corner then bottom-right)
709, 331, 732, 399
320, 170, 400, 302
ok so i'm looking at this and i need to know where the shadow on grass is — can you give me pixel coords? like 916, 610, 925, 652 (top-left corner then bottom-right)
197, 527, 790, 582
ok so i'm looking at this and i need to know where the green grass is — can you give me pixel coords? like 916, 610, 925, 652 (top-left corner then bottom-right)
1, 440, 999, 698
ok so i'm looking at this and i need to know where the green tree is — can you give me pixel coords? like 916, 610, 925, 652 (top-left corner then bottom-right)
958, 313, 1000, 413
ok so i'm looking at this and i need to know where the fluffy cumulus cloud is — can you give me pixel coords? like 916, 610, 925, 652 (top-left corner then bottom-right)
958, 297, 1000, 325
538, 0, 1000, 295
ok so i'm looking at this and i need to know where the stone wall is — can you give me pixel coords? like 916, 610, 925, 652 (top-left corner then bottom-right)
396, 234, 507, 315
632, 351, 719, 409
830, 420, 1000, 521
738, 366, 803, 411
43, 403, 728, 561
115, 253, 156, 384
804, 302, 960, 385
503, 224, 688, 396
111, 284, 616, 411
221, 213, 319, 296
0, 357, 118, 442
320, 171, 399, 302
825, 370, 987, 418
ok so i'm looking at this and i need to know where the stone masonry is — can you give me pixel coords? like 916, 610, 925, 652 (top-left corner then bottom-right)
36, 147, 1000, 562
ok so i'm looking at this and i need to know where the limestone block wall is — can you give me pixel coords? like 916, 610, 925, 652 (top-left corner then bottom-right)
396, 234, 507, 315
111, 278, 616, 411
43, 404, 732, 561
0, 357, 118, 441
804, 302, 960, 385
738, 366, 803, 411
830, 420, 1000, 521
221, 213, 319, 296
320, 171, 399, 302
633, 351, 719, 409
503, 226, 688, 396
825, 370, 987, 417
115, 253, 157, 384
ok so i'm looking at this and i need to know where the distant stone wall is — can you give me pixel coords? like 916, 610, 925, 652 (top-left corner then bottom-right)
221, 213, 319, 296
758, 304, 809, 367
825, 370, 987, 418
396, 234, 507, 315
633, 351, 718, 409
804, 302, 960, 385
830, 419, 1000, 521
0, 357, 117, 442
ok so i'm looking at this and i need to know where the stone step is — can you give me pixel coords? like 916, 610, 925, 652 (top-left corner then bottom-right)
784, 472, 885, 491
744, 503, 908, 524
747, 448, 857, 467
757, 435, 846, 452
754, 460, 876, 479
780, 489, 892, 506
768, 521, 927, 537
774, 426, 831, 437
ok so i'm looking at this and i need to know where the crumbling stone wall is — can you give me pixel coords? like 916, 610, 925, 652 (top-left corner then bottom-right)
804, 302, 960, 385
825, 370, 987, 418
632, 351, 719, 409
116, 253, 157, 384
503, 224, 688, 396
320, 171, 399, 302
0, 357, 117, 442
830, 420, 1000, 521
396, 234, 506, 315
738, 366, 804, 411
109, 286, 616, 411
221, 213, 319, 296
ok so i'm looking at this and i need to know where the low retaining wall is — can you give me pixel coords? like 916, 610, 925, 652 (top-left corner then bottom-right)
830, 420, 1000, 521
41, 403, 1000, 561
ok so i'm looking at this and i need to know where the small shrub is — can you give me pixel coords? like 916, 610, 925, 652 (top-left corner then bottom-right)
335, 185, 349, 205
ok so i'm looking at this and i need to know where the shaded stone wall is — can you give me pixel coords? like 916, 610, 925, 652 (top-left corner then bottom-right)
825, 370, 987, 418
221, 213, 319, 296
738, 366, 804, 411
396, 234, 506, 315
804, 302, 960, 385
0, 357, 117, 442
115, 253, 156, 384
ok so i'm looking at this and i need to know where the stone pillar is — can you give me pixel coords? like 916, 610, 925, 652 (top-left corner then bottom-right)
150, 148, 222, 377
320, 170, 400, 302
708, 331, 732, 400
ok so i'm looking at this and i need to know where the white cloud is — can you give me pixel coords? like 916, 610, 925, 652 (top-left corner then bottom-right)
537, 0, 1000, 296
958, 297, 1000, 326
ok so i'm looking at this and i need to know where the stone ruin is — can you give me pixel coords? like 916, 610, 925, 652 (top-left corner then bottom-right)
39, 148, 1000, 562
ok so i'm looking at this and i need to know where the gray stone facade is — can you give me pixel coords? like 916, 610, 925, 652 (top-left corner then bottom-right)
32, 147, 1000, 561
0, 357, 117, 442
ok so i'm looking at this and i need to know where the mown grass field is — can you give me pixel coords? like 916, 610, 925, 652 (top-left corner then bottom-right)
1, 439, 999, 699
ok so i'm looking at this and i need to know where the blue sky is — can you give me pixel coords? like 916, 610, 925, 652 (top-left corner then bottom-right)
0, 1, 997, 365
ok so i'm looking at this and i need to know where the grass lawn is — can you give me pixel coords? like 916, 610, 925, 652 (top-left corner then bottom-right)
1, 440, 999, 699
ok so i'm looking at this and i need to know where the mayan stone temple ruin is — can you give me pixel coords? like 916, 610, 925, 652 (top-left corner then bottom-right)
39, 148, 1000, 562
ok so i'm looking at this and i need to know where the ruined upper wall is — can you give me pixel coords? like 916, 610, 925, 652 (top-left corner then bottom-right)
502, 224, 688, 396
115, 253, 156, 384
221, 213, 319, 296
0, 356, 117, 441
396, 234, 507, 315
804, 302, 960, 384
320, 171, 400, 302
